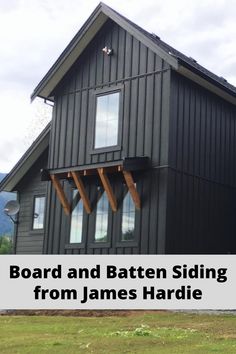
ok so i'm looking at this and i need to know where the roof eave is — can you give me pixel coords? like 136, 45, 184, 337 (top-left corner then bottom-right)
31, 4, 108, 101
177, 62, 236, 106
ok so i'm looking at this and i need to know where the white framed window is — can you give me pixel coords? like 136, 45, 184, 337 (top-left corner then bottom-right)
121, 192, 135, 241
32, 196, 45, 230
94, 91, 120, 149
70, 190, 83, 243
95, 193, 109, 242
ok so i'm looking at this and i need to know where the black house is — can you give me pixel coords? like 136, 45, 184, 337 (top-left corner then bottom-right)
1, 3, 236, 255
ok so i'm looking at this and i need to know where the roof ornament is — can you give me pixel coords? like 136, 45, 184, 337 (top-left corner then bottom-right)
168, 51, 177, 58
151, 33, 160, 40
220, 76, 228, 83
102, 46, 113, 56
189, 57, 197, 63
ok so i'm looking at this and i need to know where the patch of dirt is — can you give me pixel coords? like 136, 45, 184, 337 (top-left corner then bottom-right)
220, 334, 236, 339
0, 310, 166, 317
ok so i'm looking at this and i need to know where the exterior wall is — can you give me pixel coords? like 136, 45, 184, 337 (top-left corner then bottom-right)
166, 71, 236, 253
13, 28, 236, 255
44, 169, 168, 254
49, 18, 171, 170
14, 149, 48, 254
44, 19, 172, 254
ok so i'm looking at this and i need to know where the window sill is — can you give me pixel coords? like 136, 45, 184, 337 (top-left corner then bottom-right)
90, 145, 121, 155
65, 243, 85, 249
116, 240, 138, 248
88, 241, 111, 248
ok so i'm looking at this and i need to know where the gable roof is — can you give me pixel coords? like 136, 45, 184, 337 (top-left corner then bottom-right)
0, 123, 50, 192
31, 2, 236, 105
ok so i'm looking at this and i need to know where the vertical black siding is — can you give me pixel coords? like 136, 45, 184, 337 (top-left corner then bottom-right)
15, 149, 48, 254
46, 169, 168, 255
45, 19, 172, 254
49, 19, 171, 170
47, 170, 167, 254
167, 72, 236, 254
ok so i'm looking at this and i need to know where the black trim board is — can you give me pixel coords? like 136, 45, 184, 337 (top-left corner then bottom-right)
41, 157, 150, 181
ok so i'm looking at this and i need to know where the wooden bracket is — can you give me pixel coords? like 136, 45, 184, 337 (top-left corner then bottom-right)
50, 174, 70, 215
50, 164, 141, 215
123, 170, 141, 209
70, 171, 92, 214
97, 168, 117, 212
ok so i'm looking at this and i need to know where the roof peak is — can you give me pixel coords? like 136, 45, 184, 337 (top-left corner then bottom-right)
31, 2, 236, 103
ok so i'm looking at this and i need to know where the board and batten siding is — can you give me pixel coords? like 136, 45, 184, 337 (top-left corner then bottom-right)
15, 149, 48, 254
166, 72, 236, 254
49, 19, 171, 170
44, 19, 172, 254
44, 168, 168, 254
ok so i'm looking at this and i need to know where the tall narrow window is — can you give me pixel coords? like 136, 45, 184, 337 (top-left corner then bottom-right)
95, 193, 109, 242
121, 192, 135, 241
33, 196, 45, 230
70, 191, 83, 243
95, 91, 120, 148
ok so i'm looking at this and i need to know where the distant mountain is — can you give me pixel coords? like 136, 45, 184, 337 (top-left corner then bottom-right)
0, 173, 14, 236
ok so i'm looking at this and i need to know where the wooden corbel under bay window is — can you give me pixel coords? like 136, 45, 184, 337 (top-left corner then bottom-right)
48, 157, 146, 216
122, 170, 141, 209
70, 171, 92, 214
97, 168, 117, 212
50, 174, 70, 215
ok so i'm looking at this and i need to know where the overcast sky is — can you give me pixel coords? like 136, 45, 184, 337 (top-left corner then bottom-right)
1, 0, 236, 173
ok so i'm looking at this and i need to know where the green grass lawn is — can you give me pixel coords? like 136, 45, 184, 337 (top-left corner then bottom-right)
0, 312, 236, 353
